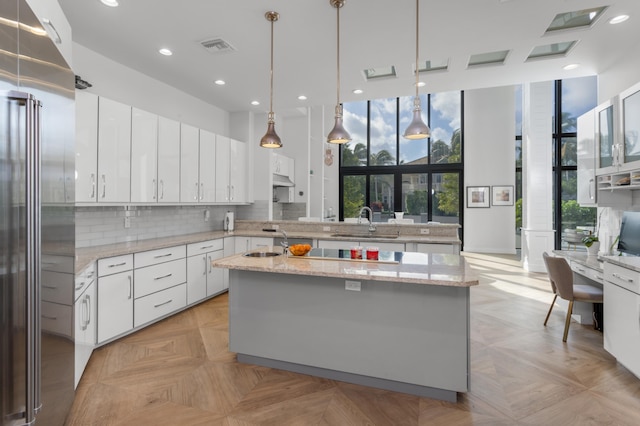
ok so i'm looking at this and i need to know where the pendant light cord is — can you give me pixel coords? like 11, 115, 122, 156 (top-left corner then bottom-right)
415, 0, 419, 99
336, 3, 341, 108
270, 15, 275, 117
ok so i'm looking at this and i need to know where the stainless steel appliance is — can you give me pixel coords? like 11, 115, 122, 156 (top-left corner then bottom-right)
1, 1, 75, 424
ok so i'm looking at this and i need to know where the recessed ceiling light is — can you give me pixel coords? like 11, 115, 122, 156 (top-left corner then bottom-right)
609, 15, 630, 24
352, 89, 363, 94
100, 0, 119, 7
417, 81, 426, 87
298, 95, 307, 100
158, 48, 172, 56
214, 80, 226, 86
251, 100, 260, 106
563, 63, 580, 70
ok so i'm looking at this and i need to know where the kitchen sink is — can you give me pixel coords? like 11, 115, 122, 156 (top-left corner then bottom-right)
243, 252, 282, 257
330, 233, 399, 239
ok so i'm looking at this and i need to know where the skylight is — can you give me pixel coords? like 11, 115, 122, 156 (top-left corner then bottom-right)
527, 41, 577, 61
545, 7, 607, 33
362, 66, 397, 81
467, 50, 510, 67
417, 58, 449, 73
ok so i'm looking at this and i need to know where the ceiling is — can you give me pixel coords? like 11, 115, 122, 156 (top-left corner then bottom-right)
59, 0, 640, 116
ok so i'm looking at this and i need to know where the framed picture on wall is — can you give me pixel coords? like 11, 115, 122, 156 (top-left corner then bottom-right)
492, 185, 514, 206
467, 186, 490, 208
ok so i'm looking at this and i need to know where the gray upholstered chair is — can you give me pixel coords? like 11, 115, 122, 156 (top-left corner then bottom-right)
542, 252, 604, 342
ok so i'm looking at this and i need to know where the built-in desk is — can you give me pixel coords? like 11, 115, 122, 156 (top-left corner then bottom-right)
552, 251, 604, 325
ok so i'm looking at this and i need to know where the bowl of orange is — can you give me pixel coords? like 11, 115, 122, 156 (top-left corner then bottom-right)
288, 243, 312, 256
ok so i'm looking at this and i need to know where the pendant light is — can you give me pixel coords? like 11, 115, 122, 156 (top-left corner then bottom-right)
327, 0, 351, 144
260, 11, 282, 148
402, 0, 430, 140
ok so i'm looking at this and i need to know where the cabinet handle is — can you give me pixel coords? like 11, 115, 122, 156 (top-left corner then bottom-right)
200, 183, 204, 201
128, 275, 132, 299
42, 285, 57, 290
81, 297, 88, 331
576, 267, 585, 273
200, 245, 214, 249
203, 257, 207, 276
153, 273, 172, 280
86, 294, 92, 328
208, 255, 212, 274
596, 275, 603, 281
227, 184, 230, 201
153, 253, 173, 258
588, 178, 594, 200
154, 299, 173, 308
160, 180, 164, 200
75, 281, 85, 291
612, 272, 634, 283
108, 262, 127, 268
90, 173, 96, 198
231, 185, 235, 201
194, 182, 198, 200
101, 174, 106, 198
42, 315, 57, 320
152, 179, 157, 200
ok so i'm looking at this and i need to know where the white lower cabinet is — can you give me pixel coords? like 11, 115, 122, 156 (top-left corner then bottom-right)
134, 283, 187, 327
74, 279, 96, 388
317, 239, 405, 252
603, 262, 640, 378
97, 269, 133, 344
186, 239, 226, 305
416, 243, 459, 255
234, 236, 274, 254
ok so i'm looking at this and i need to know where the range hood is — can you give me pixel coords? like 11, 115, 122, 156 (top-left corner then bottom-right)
273, 174, 295, 187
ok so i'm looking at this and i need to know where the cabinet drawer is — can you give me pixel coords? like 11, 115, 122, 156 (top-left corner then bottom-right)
98, 254, 133, 276
135, 258, 186, 298
75, 263, 96, 301
417, 243, 456, 255
570, 262, 605, 285
42, 301, 73, 338
135, 245, 186, 268
134, 283, 186, 327
42, 271, 74, 305
604, 262, 640, 294
187, 239, 224, 257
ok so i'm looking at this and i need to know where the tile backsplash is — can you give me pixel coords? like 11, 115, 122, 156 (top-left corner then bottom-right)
75, 205, 234, 248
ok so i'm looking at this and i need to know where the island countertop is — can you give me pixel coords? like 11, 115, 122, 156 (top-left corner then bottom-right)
212, 247, 478, 287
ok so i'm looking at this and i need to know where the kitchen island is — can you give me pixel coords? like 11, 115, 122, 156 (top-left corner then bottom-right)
213, 248, 478, 402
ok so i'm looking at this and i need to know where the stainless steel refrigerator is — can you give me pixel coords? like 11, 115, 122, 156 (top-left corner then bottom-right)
1, 0, 75, 424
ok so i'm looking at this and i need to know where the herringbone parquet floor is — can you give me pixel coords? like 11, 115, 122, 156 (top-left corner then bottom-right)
65, 253, 640, 425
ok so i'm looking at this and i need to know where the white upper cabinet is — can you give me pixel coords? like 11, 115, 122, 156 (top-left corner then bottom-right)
618, 81, 640, 171
75, 91, 98, 203
215, 135, 231, 202
215, 136, 247, 203
157, 117, 181, 202
130, 108, 158, 203
577, 109, 596, 206
230, 138, 247, 203
199, 129, 216, 202
180, 123, 200, 203
97, 97, 131, 203
180, 125, 216, 203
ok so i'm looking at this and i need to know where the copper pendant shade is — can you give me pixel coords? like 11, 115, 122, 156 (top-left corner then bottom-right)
260, 11, 282, 148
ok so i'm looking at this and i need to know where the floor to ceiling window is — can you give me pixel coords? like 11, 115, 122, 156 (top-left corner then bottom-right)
339, 92, 464, 229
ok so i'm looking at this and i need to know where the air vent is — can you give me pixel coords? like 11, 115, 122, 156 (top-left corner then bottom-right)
200, 37, 236, 54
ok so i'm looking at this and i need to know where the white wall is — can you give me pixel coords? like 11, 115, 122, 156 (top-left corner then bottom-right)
281, 113, 310, 205
463, 86, 516, 254
71, 43, 229, 135
598, 40, 640, 102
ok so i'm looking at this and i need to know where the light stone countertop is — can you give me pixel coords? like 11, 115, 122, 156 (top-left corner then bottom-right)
601, 255, 640, 273
553, 250, 604, 271
213, 248, 479, 287
74, 230, 461, 274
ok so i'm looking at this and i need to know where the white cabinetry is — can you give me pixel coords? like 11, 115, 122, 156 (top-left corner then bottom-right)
133, 246, 187, 327
234, 237, 274, 254
75, 91, 99, 202
97, 97, 131, 203
416, 243, 459, 255
74, 279, 96, 388
216, 137, 248, 203
180, 125, 216, 203
186, 239, 225, 305
97, 254, 134, 343
603, 262, 640, 378
577, 109, 597, 207
130, 107, 158, 203
157, 117, 181, 202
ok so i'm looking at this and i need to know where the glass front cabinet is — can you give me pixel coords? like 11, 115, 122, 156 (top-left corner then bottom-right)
620, 81, 640, 169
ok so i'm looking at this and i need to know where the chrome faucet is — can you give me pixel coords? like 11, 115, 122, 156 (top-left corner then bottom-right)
279, 230, 289, 253
358, 206, 377, 233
